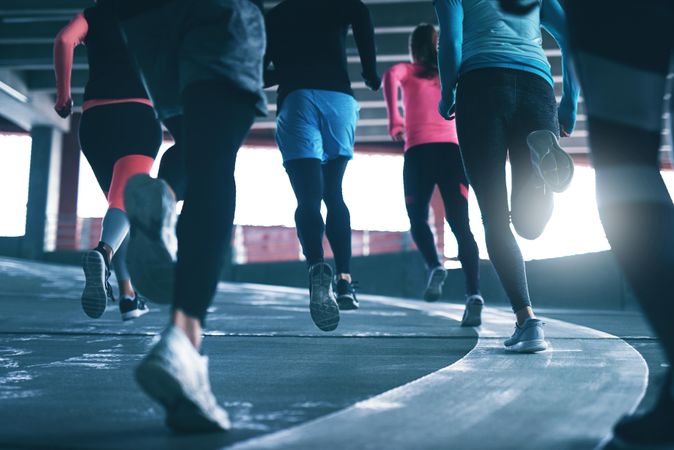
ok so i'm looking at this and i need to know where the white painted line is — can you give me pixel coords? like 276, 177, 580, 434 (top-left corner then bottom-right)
225, 283, 648, 450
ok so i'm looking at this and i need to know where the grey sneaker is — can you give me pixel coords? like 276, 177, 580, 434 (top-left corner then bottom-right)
504, 318, 548, 353
424, 266, 447, 302
460, 294, 484, 327
135, 326, 231, 433
309, 263, 340, 332
124, 174, 177, 304
527, 130, 574, 193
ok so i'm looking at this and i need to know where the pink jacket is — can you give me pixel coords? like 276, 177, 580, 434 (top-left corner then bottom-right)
383, 63, 458, 152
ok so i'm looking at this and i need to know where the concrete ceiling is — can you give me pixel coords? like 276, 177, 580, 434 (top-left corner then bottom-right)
0, 0, 595, 152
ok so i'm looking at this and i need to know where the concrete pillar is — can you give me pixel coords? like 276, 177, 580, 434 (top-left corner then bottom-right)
55, 114, 81, 250
22, 125, 62, 259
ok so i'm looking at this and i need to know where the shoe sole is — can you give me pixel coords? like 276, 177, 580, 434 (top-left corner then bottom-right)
125, 174, 177, 304
309, 266, 340, 331
337, 295, 359, 311
424, 270, 447, 302
135, 358, 230, 433
527, 130, 574, 193
504, 339, 548, 353
81, 251, 108, 319
460, 302, 483, 327
121, 307, 150, 321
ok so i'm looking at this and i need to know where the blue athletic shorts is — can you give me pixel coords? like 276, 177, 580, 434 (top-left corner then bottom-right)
275, 89, 360, 163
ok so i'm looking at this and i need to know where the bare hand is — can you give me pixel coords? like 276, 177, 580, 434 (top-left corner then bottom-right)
560, 126, 571, 138
392, 130, 405, 142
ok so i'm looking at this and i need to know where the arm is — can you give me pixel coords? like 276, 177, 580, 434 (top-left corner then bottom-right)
53, 13, 88, 117
541, 0, 580, 135
262, 16, 279, 88
433, 0, 463, 120
382, 65, 406, 140
348, 0, 380, 91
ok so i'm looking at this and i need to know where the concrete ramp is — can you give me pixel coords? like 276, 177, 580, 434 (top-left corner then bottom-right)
230, 292, 648, 450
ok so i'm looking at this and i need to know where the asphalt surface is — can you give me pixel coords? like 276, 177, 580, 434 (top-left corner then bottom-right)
0, 257, 665, 450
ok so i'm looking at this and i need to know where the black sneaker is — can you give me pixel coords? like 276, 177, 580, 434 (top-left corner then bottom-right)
81, 242, 114, 319
308, 263, 340, 332
607, 371, 674, 449
423, 266, 447, 302
335, 279, 359, 310
119, 295, 150, 321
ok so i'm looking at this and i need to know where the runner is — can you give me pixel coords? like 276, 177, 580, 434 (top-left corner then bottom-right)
112, 0, 266, 432
434, 0, 579, 351
264, 0, 381, 327
563, 1, 674, 447
383, 23, 483, 326
53, 0, 161, 320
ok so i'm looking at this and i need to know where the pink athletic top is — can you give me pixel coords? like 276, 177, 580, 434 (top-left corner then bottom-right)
383, 62, 458, 152
53, 13, 153, 113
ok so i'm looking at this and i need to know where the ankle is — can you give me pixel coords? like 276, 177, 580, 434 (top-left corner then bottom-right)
97, 241, 113, 262
172, 309, 203, 349
337, 273, 352, 283
119, 280, 135, 299
515, 306, 535, 326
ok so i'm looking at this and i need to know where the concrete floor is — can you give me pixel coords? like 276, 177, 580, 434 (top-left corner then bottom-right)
0, 258, 665, 450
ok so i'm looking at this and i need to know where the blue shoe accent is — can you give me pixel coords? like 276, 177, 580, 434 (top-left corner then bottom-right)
504, 318, 548, 353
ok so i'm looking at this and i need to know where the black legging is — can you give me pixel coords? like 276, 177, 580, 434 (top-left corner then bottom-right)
456, 68, 558, 313
567, 0, 674, 365
173, 80, 257, 324
284, 157, 352, 274
159, 115, 187, 202
404, 143, 480, 295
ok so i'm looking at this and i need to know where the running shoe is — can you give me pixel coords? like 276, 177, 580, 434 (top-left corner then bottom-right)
504, 318, 548, 353
81, 242, 114, 319
527, 130, 575, 193
335, 278, 359, 310
124, 174, 177, 304
423, 266, 447, 302
603, 371, 674, 450
135, 326, 231, 433
119, 295, 150, 321
460, 294, 484, 327
308, 263, 340, 331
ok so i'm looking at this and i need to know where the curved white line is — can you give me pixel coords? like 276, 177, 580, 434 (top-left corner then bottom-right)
226, 284, 648, 450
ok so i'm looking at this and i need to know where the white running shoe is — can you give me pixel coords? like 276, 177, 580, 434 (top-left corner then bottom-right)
124, 174, 177, 304
135, 326, 231, 433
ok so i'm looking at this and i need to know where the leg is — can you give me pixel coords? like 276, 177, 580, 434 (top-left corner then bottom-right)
435, 143, 481, 296
509, 72, 558, 240
78, 104, 160, 318
322, 156, 352, 276
112, 234, 133, 297
568, 0, 674, 367
159, 115, 187, 201
456, 69, 532, 319
318, 91, 359, 311
403, 146, 443, 269
567, 0, 674, 445
173, 80, 256, 331
284, 158, 326, 267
